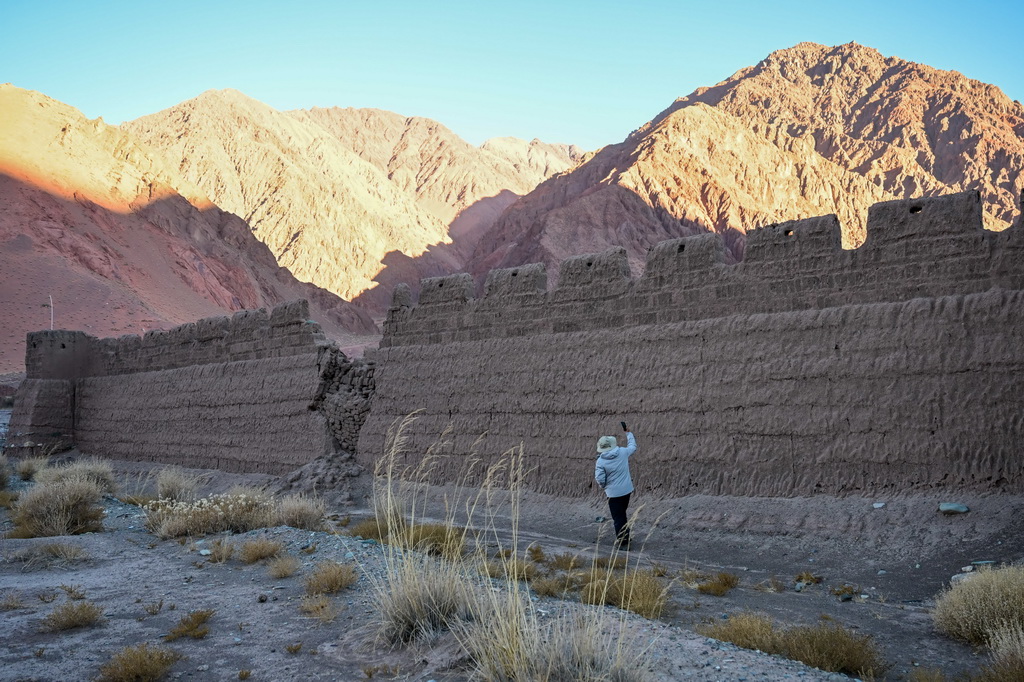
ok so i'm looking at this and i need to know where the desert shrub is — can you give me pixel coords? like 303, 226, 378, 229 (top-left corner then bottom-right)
934, 565, 1024, 646
9, 479, 104, 537
907, 669, 949, 682
238, 539, 283, 564
0, 454, 10, 489
530, 576, 570, 598
305, 560, 357, 595
41, 600, 103, 631
98, 643, 181, 682
35, 458, 116, 493
17, 456, 50, 481
268, 555, 300, 579
207, 538, 234, 563
348, 516, 387, 540
9, 541, 89, 569
403, 522, 465, 559
698, 612, 887, 677
482, 558, 537, 582
462, 606, 644, 682
164, 609, 214, 641
548, 552, 582, 571
580, 568, 668, 618
144, 492, 274, 538
1, 591, 24, 610
275, 494, 325, 530
592, 555, 628, 570
0, 490, 18, 508
156, 466, 201, 502
375, 553, 476, 644
697, 572, 741, 596
299, 594, 340, 623
526, 544, 546, 563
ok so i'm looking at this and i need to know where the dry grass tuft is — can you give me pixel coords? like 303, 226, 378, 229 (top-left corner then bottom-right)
1, 591, 25, 610
9, 479, 104, 537
592, 555, 628, 570
934, 565, 1024, 646
907, 668, 949, 682
58, 584, 86, 600
41, 600, 103, 631
403, 522, 465, 559
17, 456, 50, 481
35, 458, 117, 493
482, 557, 537, 582
156, 466, 202, 502
298, 594, 340, 623
9, 542, 89, 570
304, 560, 357, 595
697, 572, 741, 596
144, 491, 274, 538
795, 571, 823, 585
98, 643, 182, 682
268, 555, 301, 579
238, 539, 283, 564
376, 554, 477, 644
580, 568, 669, 618
526, 543, 546, 564
529, 576, 570, 598
0, 490, 18, 509
0, 454, 11, 489
285, 642, 303, 655
164, 609, 214, 641
275, 494, 325, 530
698, 612, 888, 677
547, 552, 582, 571
207, 538, 234, 563
348, 516, 388, 541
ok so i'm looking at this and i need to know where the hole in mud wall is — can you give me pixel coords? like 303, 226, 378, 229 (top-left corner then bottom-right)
61, 343, 66, 349
586, 261, 593, 267
511, 271, 518, 277
784, 229, 794, 237
910, 205, 923, 214
677, 244, 685, 253
438, 282, 444, 288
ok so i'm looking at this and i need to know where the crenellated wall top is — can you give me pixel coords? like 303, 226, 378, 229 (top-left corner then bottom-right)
383, 191, 1024, 347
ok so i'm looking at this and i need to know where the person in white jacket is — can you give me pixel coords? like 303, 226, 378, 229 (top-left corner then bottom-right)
594, 427, 637, 550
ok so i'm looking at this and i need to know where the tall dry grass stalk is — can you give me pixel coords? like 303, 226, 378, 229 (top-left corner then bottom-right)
365, 413, 652, 679
156, 466, 202, 502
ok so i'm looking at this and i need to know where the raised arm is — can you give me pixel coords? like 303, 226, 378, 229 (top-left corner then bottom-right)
622, 432, 637, 458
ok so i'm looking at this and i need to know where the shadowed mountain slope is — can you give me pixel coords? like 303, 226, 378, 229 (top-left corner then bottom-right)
0, 84, 375, 374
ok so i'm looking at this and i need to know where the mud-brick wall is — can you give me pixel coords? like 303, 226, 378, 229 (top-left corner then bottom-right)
7, 300, 376, 475
361, 289, 1024, 497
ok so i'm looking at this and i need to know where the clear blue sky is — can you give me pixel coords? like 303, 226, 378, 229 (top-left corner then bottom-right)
4, 0, 1022, 150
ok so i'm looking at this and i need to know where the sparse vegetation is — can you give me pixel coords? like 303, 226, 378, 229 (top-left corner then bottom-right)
275, 493, 325, 530
298, 594, 340, 623
482, 557, 537, 582
35, 457, 117, 493
164, 609, 214, 641
526, 543, 546, 563
934, 565, 1024, 646
697, 571, 741, 596
0, 454, 11, 488
98, 643, 182, 682
0, 490, 18, 508
156, 466, 202, 502
143, 599, 164, 616
698, 612, 888, 678
304, 560, 357, 595
144, 491, 274, 538
285, 642, 303, 655
41, 600, 103, 631
9, 478, 104, 537
547, 552, 582, 571
1, 591, 25, 610
238, 671, 252, 680
238, 538, 283, 564
208, 538, 234, 563
8, 541, 89, 569
58, 583, 86, 600
268, 555, 300, 578
17, 456, 50, 481
795, 571, 823, 585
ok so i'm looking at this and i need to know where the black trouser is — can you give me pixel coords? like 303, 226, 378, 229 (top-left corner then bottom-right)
607, 493, 631, 547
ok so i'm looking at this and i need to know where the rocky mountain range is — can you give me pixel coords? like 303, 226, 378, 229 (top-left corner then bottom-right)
124, 95, 584, 307
470, 42, 1023, 278
0, 84, 375, 374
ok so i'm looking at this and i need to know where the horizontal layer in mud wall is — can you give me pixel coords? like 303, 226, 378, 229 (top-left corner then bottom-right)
72, 354, 333, 475
358, 289, 1024, 497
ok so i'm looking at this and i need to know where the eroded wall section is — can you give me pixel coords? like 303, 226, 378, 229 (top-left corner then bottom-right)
7, 300, 374, 475
360, 192, 1024, 496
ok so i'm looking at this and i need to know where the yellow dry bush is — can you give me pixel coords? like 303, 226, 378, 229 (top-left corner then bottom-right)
238, 539, 283, 564
268, 555, 300, 579
156, 466, 201, 502
697, 572, 741, 597
299, 594, 340, 623
144, 492, 274, 538
41, 600, 103, 631
304, 560, 357, 595
164, 609, 214, 641
35, 458, 116, 494
9, 479, 104, 537
698, 612, 780, 652
274, 494, 325, 530
98, 643, 181, 682
934, 565, 1024, 646
17, 456, 50, 481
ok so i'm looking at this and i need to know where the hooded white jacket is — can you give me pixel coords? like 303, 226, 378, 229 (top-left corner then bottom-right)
594, 432, 637, 498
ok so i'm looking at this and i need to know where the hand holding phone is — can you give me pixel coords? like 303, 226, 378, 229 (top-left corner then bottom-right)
621, 421, 628, 432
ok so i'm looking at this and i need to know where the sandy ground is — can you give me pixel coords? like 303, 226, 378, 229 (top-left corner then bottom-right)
0, 456, 1014, 681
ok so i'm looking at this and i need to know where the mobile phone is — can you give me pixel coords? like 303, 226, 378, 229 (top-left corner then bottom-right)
620, 421, 628, 432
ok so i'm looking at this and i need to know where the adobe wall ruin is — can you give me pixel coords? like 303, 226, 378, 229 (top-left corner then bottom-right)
359, 191, 1024, 497
6, 300, 374, 474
